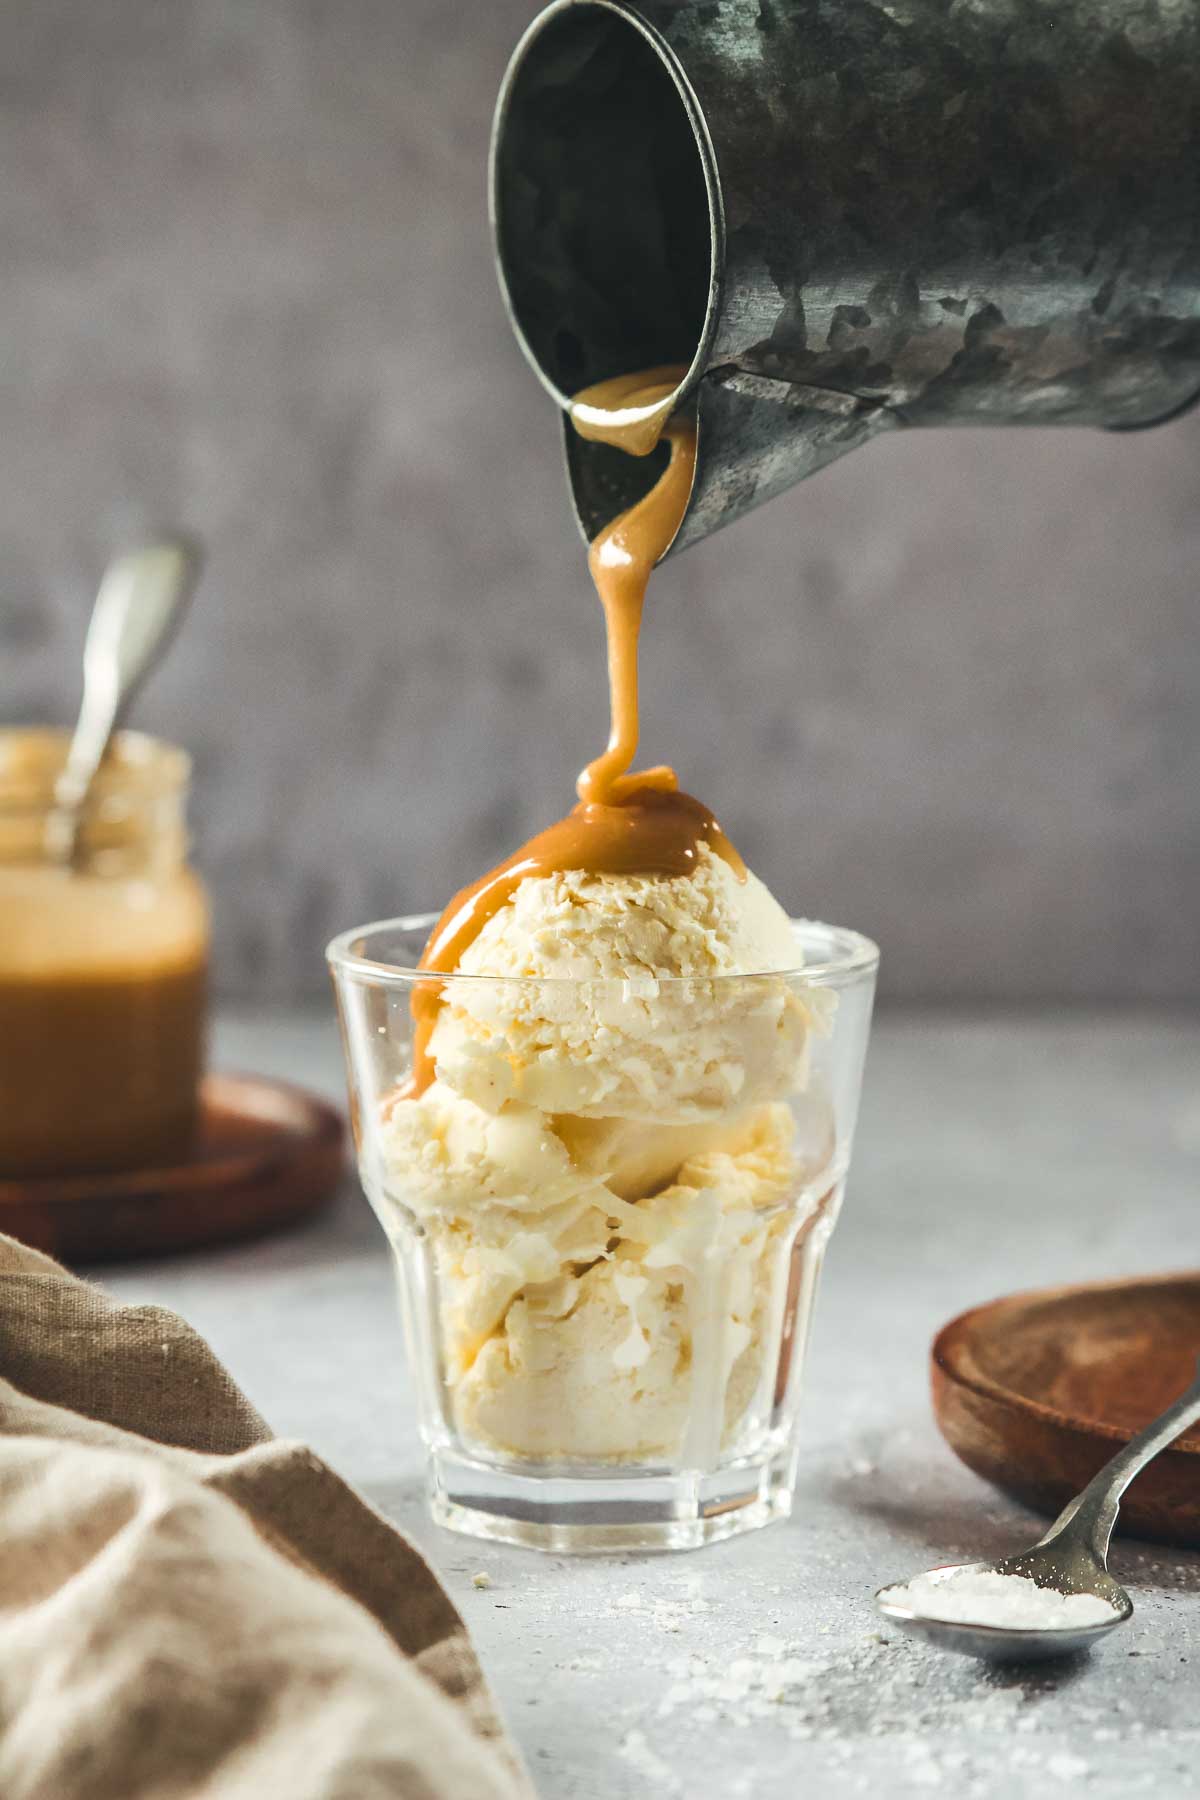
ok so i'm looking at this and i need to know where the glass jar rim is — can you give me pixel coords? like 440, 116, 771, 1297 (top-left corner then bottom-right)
0, 727, 191, 811
326, 912, 880, 990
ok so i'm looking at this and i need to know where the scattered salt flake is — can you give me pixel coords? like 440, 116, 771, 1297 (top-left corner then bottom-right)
761, 1658, 813, 1699
1047, 1753, 1090, 1781
649, 1627, 1049, 1747
617, 1729, 680, 1796
908, 1763, 944, 1788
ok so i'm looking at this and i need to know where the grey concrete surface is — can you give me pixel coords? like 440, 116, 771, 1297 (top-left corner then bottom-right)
2, 0, 1199, 1004
98, 1007, 1200, 1799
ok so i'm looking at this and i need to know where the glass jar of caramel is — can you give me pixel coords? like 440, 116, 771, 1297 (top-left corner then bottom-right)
0, 728, 210, 1178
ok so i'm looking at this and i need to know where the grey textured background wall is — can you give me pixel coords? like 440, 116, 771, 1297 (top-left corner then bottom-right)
3, 0, 1198, 1003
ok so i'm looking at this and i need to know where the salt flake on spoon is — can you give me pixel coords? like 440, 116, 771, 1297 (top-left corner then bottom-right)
877, 1361, 1200, 1662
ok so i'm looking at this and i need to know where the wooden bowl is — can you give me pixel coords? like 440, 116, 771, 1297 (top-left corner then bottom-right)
932, 1274, 1200, 1547
0, 1073, 345, 1263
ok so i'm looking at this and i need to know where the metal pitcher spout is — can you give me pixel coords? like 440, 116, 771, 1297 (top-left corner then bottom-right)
490, 0, 1200, 556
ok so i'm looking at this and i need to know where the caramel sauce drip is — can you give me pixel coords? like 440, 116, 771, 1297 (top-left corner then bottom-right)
404, 365, 743, 1097
570, 363, 688, 457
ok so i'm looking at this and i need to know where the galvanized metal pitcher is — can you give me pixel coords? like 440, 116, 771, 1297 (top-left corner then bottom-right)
491, 0, 1200, 554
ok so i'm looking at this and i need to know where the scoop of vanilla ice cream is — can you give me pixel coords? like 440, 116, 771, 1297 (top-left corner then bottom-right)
382, 1080, 596, 1219
379, 1082, 617, 1376
427, 845, 826, 1122
456, 1262, 693, 1460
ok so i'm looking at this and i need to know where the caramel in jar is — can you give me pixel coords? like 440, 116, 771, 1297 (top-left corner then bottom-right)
0, 729, 209, 1177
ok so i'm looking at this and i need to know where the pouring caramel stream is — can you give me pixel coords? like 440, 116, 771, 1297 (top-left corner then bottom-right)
405, 366, 742, 1096
575, 377, 694, 808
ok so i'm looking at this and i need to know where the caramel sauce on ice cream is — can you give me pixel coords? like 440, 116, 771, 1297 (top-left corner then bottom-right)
406, 366, 743, 1095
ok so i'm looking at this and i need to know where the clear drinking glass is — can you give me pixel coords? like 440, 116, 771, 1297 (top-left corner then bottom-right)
328, 915, 877, 1552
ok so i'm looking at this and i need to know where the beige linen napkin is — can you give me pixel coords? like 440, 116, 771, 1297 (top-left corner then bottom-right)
0, 1234, 533, 1800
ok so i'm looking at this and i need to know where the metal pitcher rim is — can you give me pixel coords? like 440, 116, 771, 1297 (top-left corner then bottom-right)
488, 0, 726, 422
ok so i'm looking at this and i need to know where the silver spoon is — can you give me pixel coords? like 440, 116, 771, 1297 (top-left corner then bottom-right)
877, 1360, 1200, 1661
45, 537, 202, 866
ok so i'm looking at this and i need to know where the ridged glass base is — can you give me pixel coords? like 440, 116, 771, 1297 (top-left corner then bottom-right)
428, 1445, 798, 1553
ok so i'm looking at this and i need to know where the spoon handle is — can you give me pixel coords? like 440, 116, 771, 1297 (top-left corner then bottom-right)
48, 538, 201, 862
1038, 1359, 1200, 1564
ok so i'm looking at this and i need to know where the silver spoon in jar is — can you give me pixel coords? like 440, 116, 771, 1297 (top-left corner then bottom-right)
876, 1361, 1200, 1662
45, 537, 202, 867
